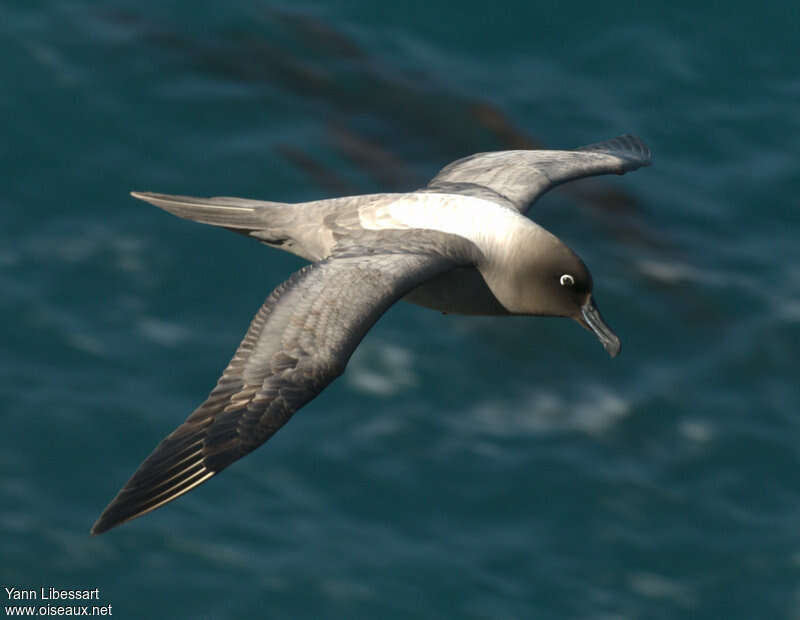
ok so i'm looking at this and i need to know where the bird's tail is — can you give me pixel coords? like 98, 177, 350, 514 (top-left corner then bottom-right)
130, 191, 288, 234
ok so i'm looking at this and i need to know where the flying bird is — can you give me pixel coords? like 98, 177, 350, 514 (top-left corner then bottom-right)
91, 134, 651, 534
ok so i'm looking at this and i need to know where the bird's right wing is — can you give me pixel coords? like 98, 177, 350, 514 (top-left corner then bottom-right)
424, 134, 652, 213
91, 231, 477, 534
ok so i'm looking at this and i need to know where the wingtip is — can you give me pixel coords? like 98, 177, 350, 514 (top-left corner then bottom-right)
90, 510, 118, 536
90, 498, 159, 536
89, 523, 105, 536
617, 134, 653, 165
90, 464, 217, 535
90, 502, 130, 535
89, 507, 137, 535
576, 134, 652, 169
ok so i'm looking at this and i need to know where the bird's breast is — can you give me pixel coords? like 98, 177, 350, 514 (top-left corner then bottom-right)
402, 266, 510, 315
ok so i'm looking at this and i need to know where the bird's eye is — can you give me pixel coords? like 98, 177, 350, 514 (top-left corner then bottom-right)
560, 274, 575, 286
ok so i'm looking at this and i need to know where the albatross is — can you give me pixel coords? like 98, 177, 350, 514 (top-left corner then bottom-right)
91, 134, 651, 534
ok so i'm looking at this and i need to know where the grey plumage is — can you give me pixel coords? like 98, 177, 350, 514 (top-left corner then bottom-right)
424, 134, 651, 211
91, 135, 651, 534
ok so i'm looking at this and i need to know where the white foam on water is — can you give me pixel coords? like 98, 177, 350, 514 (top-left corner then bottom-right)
678, 418, 714, 443
635, 258, 724, 286
462, 384, 631, 438
22, 40, 84, 85
138, 317, 193, 348
778, 299, 800, 322
627, 571, 695, 608
346, 341, 418, 397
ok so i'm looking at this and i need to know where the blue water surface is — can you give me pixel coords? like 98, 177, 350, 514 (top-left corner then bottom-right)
1, 1, 799, 618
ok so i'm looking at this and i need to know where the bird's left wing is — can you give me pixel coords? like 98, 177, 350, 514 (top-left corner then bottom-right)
92, 232, 477, 534
424, 134, 652, 213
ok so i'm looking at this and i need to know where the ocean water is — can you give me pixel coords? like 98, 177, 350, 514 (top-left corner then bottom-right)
2, 1, 799, 618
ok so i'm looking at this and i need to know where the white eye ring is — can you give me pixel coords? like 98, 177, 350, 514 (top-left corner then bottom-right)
560, 274, 575, 286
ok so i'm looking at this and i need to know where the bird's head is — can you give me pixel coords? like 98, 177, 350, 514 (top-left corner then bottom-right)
485, 228, 621, 357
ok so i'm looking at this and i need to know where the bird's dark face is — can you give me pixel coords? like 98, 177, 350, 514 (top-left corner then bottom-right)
555, 265, 621, 358
543, 249, 621, 358
505, 239, 621, 358
482, 228, 621, 357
